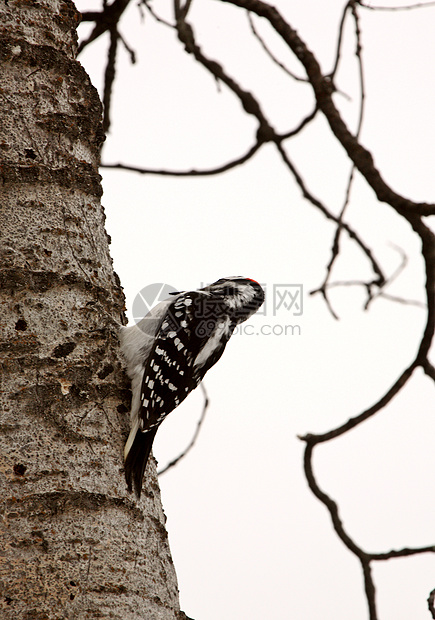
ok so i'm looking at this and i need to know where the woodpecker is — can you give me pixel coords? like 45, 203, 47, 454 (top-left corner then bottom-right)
119, 276, 264, 498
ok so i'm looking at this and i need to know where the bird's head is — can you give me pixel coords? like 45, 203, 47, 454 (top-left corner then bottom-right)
201, 276, 265, 323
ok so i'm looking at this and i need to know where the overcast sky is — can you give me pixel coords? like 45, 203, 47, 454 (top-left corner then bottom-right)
77, 1, 435, 618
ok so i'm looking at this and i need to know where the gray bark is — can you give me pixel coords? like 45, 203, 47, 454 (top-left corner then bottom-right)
0, 1, 185, 618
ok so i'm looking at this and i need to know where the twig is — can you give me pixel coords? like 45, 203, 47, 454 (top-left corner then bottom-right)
275, 141, 386, 291
358, 0, 435, 10
101, 140, 263, 175
279, 106, 318, 139
119, 31, 136, 63
140, 0, 175, 27
372, 545, 435, 560
311, 278, 425, 309
78, 0, 132, 54
102, 26, 118, 134
330, 1, 353, 78
174, 1, 276, 143
158, 384, 209, 475
364, 243, 408, 309
422, 360, 435, 381
428, 588, 435, 619
101, 107, 318, 176
247, 12, 307, 82
299, 363, 416, 445
316, 0, 367, 316
302, 440, 379, 619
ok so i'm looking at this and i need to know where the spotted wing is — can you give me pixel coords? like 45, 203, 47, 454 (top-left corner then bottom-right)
138, 291, 228, 430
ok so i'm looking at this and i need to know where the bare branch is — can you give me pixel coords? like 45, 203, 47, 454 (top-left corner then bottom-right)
372, 546, 435, 560
174, 2, 276, 143
119, 31, 137, 63
329, 1, 353, 78
247, 12, 307, 82
80, 11, 102, 21
140, 0, 175, 27
302, 443, 361, 558
301, 357, 434, 620
278, 106, 318, 139
314, 241, 427, 315
158, 384, 209, 475
78, 0, 132, 54
364, 243, 409, 309
102, 26, 118, 134
303, 440, 379, 619
358, 0, 435, 10
300, 364, 416, 445
300, 218, 435, 620
422, 360, 435, 381
101, 140, 263, 175
313, 278, 425, 309
99, 0, 386, 310
376, 293, 426, 307
428, 588, 435, 620
101, 106, 318, 176
316, 2, 367, 317
275, 141, 386, 291
409, 219, 435, 362
219, 0, 435, 217
362, 562, 378, 620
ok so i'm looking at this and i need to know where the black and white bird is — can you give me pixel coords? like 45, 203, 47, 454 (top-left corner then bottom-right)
119, 276, 265, 498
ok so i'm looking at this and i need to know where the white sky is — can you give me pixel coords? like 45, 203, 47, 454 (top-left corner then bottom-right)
76, 1, 435, 618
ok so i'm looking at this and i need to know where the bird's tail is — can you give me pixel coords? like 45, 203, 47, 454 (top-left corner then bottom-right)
124, 426, 158, 498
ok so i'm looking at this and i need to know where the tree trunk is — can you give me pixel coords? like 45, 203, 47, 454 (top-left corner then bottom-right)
0, 1, 184, 618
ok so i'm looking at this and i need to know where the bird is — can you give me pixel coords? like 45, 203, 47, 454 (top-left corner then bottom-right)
119, 276, 265, 498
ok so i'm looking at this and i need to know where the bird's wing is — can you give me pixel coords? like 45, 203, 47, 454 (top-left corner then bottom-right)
125, 291, 236, 496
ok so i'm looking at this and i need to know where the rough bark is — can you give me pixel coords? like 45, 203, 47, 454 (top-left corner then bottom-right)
0, 1, 183, 618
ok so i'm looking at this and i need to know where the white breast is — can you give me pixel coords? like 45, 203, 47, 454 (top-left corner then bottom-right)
194, 316, 232, 369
